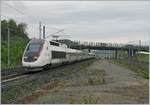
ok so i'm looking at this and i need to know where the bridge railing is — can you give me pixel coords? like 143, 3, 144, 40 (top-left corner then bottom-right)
72, 41, 126, 48
71, 40, 149, 50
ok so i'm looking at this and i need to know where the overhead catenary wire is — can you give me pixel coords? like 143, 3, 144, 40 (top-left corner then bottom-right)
2, 2, 37, 22
2, 1, 42, 39
43, 26, 71, 40
2, 1, 73, 40
45, 29, 64, 39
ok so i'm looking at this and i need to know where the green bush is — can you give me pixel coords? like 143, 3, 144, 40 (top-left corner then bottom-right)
1, 40, 29, 69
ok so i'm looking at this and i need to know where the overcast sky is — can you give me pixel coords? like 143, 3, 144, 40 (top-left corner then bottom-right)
1, 1, 150, 44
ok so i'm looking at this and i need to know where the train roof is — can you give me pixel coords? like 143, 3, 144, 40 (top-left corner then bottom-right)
30, 38, 83, 53
30, 38, 44, 43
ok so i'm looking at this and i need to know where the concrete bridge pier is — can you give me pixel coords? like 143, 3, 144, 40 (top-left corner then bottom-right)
118, 50, 121, 59
115, 50, 118, 59
128, 49, 131, 58
88, 49, 91, 53
128, 49, 136, 59
131, 49, 136, 57
133, 50, 136, 56
113, 50, 116, 59
131, 50, 134, 57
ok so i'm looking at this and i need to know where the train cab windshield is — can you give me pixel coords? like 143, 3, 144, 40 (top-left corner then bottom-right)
24, 41, 44, 62
27, 43, 41, 53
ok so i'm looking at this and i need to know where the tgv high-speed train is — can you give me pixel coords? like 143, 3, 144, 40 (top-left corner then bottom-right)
22, 38, 94, 71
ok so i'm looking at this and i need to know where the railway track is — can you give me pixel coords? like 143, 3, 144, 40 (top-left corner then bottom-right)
2, 58, 147, 84
2, 67, 50, 84
2, 75, 28, 83
1, 59, 95, 103
1, 58, 94, 84
1, 67, 26, 80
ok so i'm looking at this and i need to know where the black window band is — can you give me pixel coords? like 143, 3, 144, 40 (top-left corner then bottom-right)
52, 51, 66, 59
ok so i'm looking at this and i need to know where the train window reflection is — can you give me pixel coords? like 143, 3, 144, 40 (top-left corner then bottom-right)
27, 44, 41, 52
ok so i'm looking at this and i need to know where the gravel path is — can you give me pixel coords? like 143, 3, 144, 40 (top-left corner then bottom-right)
31, 60, 149, 104
2, 60, 148, 104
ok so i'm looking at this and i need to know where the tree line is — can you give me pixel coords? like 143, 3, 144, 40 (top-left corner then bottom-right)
1, 19, 29, 41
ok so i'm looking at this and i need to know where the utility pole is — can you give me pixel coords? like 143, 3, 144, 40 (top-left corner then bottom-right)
7, 27, 10, 67
39, 21, 42, 39
139, 40, 141, 48
43, 26, 45, 39
139, 40, 141, 53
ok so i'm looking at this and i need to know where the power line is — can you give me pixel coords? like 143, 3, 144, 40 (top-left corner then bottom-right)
2, 2, 24, 15
45, 29, 64, 39
2, 2, 71, 39
2, 1, 42, 38
2, 2, 39, 24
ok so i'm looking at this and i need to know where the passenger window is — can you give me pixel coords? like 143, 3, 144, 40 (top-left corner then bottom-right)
49, 41, 59, 46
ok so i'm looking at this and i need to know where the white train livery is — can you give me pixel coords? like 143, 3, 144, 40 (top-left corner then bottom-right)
22, 38, 94, 70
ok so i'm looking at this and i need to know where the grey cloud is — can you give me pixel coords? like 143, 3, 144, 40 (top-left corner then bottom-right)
1, 1, 150, 43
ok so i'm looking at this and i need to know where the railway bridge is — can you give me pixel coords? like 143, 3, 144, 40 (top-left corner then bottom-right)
69, 41, 149, 59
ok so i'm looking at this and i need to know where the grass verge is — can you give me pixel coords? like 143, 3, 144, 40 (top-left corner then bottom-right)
112, 60, 149, 79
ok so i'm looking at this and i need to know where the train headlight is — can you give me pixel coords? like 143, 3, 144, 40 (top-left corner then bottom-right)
34, 56, 38, 59
24, 56, 27, 59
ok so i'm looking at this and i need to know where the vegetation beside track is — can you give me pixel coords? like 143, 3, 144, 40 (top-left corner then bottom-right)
1, 40, 29, 69
132, 53, 149, 62
112, 54, 149, 79
1, 19, 29, 69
